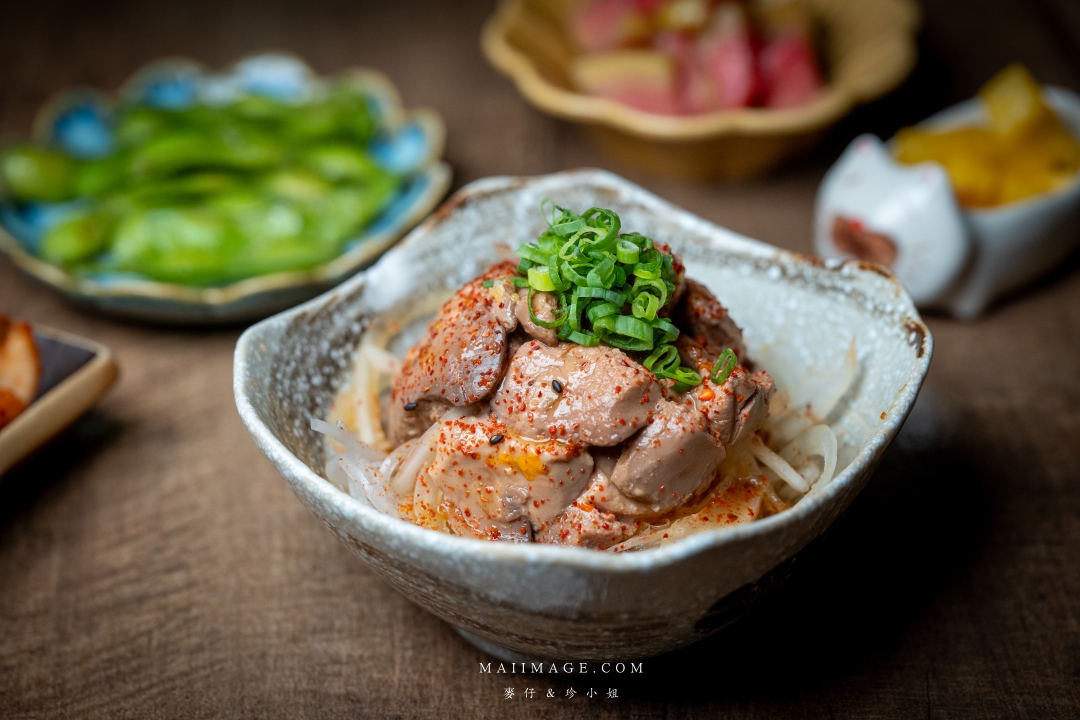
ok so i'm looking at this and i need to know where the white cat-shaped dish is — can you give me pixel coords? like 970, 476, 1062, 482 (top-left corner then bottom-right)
815, 86, 1080, 319
815, 134, 968, 306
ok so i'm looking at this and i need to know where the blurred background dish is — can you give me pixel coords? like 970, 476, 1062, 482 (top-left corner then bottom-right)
815, 65, 1080, 318
0, 53, 451, 325
482, 0, 920, 179
0, 321, 117, 477
567, 0, 827, 114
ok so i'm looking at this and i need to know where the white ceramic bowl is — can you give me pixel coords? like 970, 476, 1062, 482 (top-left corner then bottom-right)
815, 85, 1080, 319
234, 169, 932, 660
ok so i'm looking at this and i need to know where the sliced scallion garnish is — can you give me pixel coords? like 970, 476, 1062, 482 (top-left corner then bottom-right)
710, 348, 738, 385
499, 201, 706, 390
527, 266, 556, 292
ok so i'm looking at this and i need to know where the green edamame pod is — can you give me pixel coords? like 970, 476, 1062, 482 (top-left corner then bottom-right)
2, 145, 75, 202
40, 211, 115, 264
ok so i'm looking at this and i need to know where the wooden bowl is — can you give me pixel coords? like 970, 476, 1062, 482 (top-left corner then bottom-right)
482, 0, 920, 180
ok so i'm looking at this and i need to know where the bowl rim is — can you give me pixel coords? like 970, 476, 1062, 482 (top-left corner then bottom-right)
0, 51, 451, 309
235, 168, 933, 573
480, 0, 921, 140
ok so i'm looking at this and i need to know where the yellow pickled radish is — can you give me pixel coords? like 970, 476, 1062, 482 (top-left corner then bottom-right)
979, 63, 1057, 140
894, 64, 1080, 207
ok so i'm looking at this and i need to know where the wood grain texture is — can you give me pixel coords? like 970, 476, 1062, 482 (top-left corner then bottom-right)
1, 0, 1079, 717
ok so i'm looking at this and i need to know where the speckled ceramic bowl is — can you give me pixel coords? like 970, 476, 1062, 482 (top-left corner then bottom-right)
234, 169, 932, 660
0, 53, 451, 325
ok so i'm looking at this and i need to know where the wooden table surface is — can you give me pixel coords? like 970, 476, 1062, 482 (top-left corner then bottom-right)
2, 1, 1079, 717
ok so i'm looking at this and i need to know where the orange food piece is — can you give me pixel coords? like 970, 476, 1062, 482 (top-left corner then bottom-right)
979, 63, 1057, 140
0, 388, 26, 430
893, 126, 1002, 207
893, 64, 1080, 207
0, 319, 41, 406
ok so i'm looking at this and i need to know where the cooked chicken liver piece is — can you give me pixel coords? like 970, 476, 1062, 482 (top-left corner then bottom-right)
387, 397, 454, 449
608, 398, 726, 517
577, 450, 655, 519
683, 365, 775, 448
492, 340, 663, 446
389, 262, 519, 445
673, 278, 747, 364
538, 501, 637, 549
413, 414, 594, 541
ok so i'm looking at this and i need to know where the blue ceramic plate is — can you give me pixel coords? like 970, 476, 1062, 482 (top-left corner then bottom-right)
0, 53, 451, 324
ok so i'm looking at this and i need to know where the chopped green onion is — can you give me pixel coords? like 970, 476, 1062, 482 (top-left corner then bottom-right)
586, 301, 620, 322
567, 296, 584, 332
668, 367, 703, 392
620, 232, 653, 250
580, 207, 620, 251
560, 260, 589, 287
710, 348, 738, 385
517, 243, 550, 264
652, 318, 680, 344
632, 276, 669, 307
527, 266, 556, 292
557, 240, 580, 261
616, 238, 640, 264
547, 253, 571, 292
633, 264, 662, 280
613, 265, 626, 287
631, 292, 660, 321
527, 287, 567, 329
585, 256, 615, 288
593, 314, 653, 351
643, 344, 679, 374
505, 200, 705, 388
548, 204, 587, 237
537, 233, 559, 253
573, 286, 625, 305
563, 329, 600, 346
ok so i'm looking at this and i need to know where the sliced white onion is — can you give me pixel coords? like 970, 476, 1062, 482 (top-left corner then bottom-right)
350, 342, 392, 450
606, 529, 663, 553
780, 424, 838, 490
749, 435, 810, 494
310, 418, 399, 515
310, 419, 385, 462
764, 409, 816, 451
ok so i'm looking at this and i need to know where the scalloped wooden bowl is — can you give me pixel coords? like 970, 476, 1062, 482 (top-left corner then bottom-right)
482, 0, 920, 180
